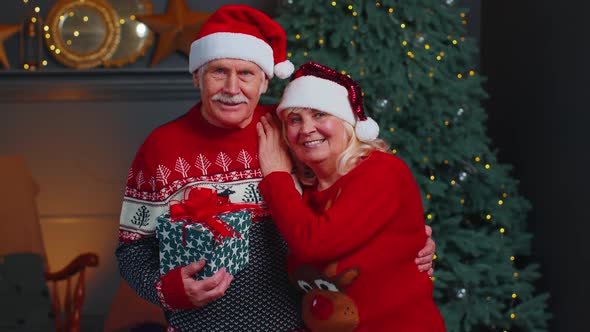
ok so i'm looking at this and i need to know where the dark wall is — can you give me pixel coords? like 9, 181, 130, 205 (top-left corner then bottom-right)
482, 1, 590, 330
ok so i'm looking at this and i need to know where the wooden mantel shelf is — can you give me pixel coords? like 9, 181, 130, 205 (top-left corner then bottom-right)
0, 68, 196, 103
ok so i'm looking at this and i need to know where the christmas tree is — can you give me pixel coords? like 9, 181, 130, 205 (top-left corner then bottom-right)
268, 0, 551, 331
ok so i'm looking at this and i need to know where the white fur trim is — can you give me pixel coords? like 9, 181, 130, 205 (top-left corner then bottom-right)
355, 117, 380, 142
277, 76, 355, 124
274, 60, 294, 79
189, 32, 274, 77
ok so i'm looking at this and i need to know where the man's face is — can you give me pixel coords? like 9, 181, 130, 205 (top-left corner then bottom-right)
195, 58, 269, 129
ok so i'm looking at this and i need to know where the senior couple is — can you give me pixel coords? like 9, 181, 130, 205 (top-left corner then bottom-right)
116, 5, 445, 332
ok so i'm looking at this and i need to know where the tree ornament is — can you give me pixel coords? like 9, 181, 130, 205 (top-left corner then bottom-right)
455, 287, 467, 299
415, 33, 426, 44
282, 0, 295, 8
453, 107, 466, 123
459, 171, 468, 181
375, 98, 390, 113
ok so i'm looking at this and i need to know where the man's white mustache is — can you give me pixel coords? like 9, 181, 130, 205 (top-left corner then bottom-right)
212, 93, 248, 104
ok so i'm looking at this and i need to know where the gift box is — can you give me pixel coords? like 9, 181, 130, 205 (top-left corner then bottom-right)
156, 187, 254, 279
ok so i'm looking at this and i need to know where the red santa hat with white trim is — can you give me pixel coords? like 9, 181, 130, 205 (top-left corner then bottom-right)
189, 5, 294, 79
277, 62, 380, 142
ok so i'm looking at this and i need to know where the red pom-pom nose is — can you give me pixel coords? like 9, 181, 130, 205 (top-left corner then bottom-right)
310, 294, 333, 320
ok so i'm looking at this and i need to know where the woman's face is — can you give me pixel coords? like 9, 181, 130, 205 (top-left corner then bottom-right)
284, 108, 350, 170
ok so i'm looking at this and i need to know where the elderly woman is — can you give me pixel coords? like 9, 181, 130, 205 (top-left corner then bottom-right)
256, 62, 445, 331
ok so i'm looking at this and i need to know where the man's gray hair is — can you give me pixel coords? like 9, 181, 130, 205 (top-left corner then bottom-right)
197, 63, 208, 88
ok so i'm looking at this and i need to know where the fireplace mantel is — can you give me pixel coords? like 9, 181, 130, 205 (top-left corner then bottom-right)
0, 69, 195, 103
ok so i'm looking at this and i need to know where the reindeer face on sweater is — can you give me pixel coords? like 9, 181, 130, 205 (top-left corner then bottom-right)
293, 263, 360, 332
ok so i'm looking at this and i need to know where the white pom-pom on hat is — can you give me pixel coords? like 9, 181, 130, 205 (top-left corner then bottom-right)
355, 117, 380, 142
274, 60, 295, 79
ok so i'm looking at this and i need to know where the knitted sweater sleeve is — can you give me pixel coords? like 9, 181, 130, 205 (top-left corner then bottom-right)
259, 154, 422, 264
116, 238, 193, 310
116, 136, 193, 310
115, 237, 162, 305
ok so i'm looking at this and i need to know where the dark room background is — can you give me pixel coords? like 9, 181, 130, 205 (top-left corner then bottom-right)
482, 1, 590, 331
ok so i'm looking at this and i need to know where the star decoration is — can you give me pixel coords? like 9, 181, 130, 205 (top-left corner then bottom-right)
196, 237, 204, 247
163, 242, 173, 253
160, 228, 170, 240
136, 0, 211, 67
0, 25, 22, 69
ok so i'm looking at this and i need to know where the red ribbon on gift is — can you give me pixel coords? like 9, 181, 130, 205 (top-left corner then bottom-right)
169, 187, 258, 246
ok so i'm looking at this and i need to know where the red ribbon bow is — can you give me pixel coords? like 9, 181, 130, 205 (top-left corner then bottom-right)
169, 187, 257, 246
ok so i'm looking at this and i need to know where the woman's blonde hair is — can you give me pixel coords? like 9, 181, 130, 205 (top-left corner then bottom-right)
281, 108, 389, 186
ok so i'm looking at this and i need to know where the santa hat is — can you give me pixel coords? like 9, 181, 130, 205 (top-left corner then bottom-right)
189, 5, 294, 79
277, 62, 380, 142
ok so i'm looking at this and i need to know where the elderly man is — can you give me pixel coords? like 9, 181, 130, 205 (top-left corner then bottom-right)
116, 5, 435, 331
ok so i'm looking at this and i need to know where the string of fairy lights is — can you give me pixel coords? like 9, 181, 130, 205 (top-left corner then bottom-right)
19, 0, 147, 70
424, 153, 521, 327
285, 1, 523, 327
287, 2, 475, 77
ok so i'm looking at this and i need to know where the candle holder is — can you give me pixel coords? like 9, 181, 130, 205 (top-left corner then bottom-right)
19, 10, 43, 70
